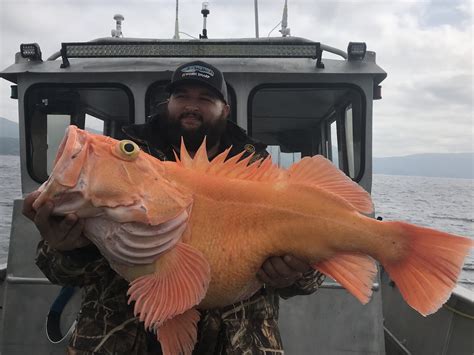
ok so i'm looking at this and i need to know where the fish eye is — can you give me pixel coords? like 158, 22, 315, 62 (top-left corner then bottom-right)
117, 140, 140, 160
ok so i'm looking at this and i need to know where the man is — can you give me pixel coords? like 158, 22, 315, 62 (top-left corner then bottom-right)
23, 60, 325, 354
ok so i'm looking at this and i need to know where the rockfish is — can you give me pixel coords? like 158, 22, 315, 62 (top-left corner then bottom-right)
33, 125, 473, 355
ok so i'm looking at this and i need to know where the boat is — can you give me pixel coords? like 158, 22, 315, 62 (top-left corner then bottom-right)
0, 3, 472, 354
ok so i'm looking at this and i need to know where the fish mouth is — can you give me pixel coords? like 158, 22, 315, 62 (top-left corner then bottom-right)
54, 125, 79, 167
33, 125, 88, 211
51, 125, 88, 187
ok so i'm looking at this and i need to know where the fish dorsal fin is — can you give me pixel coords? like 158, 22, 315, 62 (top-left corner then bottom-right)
288, 156, 373, 214
192, 137, 211, 171
176, 138, 210, 172
127, 242, 210, 329
175, 139, 284, 183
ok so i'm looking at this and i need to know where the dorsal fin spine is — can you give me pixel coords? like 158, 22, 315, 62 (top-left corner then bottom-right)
193, 137, 209, 170
176, 138, 283, 183
173, 150, 181, 165
179, 138, 193, 168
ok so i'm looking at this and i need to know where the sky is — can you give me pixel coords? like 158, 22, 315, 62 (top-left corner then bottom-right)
0, 0, 472, 157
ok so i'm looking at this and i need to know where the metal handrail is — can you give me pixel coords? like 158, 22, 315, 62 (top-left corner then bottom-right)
6, 274, 51, 285
321, 281, 380, 291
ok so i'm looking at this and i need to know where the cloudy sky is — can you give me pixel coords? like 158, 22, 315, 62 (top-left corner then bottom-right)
0, 0, 472, 157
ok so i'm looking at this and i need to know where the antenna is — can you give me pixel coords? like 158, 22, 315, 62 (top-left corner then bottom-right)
279, 0, 290, 37
200, 2, 210, 39
173, 0, 180, 39
111, 14, 124, 38
254, 0, 259, 38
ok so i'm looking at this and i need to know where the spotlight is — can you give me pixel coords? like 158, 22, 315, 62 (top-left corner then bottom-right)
20, 43, 42, 61
347, 42, 366, 61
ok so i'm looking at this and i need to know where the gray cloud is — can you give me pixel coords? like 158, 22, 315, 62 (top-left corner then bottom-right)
419, 0, 471, 28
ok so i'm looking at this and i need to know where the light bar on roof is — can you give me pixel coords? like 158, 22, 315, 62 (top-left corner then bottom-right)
60, 41, 322, 68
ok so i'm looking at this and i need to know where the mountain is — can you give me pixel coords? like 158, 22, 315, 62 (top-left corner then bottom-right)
373, 153, 474, 179
0, 118, 101, 156
0, 117, 19, 138
0, 117, 19, 156
0, 137, 20, 155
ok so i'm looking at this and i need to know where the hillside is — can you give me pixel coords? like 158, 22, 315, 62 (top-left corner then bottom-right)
0, 117, 19, 138
0, 117, 19, 156
0, 137, 20, 156
373, 153, 474, 179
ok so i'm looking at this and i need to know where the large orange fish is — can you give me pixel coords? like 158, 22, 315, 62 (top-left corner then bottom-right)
33, 125, 473, 354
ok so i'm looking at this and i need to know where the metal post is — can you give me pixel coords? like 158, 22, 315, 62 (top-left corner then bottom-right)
173, 0, 180, 39
280, 0, 290, 37
200, 2, 209, 39
254, 0, 259, 38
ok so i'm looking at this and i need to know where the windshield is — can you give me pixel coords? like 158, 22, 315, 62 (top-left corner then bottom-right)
249, 85, 365, 180
24, 84, 134, 182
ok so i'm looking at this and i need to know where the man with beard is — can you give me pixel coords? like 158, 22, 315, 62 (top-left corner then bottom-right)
23, 60, 325, 354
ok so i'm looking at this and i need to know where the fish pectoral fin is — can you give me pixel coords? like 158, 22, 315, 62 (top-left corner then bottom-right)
127, 242, 210, 329
288, 156, 374, 214
156, 308, 200, 355
314, 253, 377, 304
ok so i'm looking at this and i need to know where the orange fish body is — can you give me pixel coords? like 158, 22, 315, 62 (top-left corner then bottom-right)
164, 164, 371, 308
34, 126, 473, 355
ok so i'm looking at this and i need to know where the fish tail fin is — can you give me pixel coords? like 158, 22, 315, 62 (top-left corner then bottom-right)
314, 253, 378, 304
381, 221, 473, 316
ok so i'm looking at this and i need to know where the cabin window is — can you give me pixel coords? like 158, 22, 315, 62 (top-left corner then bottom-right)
267, 145, 301, 169
84, 114, 105, 134
25, 84, 134, 183
345, 106, 356, 178
249, 85, 365, 181
145, 81, 237, 123
330, 119, 339, 168
45, 114, 71, 174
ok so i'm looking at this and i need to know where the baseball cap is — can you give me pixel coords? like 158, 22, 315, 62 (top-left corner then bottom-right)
166, 60, 228, 103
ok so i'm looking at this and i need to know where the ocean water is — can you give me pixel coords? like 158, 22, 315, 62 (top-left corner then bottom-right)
0, 155, 21, 265
0, 155, 472, 289
371, 174, 474, 289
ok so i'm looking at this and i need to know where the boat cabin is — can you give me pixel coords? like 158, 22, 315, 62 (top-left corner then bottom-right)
0, 36, 388, 354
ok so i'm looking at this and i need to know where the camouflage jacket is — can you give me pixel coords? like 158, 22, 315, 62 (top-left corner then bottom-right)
36, 118, 325, 355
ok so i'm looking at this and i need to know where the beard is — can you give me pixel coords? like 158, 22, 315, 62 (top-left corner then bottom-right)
159, 107, 227, 152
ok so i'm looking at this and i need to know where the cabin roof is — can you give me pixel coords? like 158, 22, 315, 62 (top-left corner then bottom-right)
0, 37, 387, 84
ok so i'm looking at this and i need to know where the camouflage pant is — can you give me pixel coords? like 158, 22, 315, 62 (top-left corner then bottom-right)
37, 244, 323, 355
194, 298, 284, 355
66, 291, 284, 355
66, 317, 283, 355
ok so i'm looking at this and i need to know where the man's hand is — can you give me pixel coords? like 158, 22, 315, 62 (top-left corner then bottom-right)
22, 191, 90, 251
257, 255, 312, 289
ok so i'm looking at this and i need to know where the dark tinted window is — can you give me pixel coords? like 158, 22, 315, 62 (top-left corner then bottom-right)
25, 85, 133, 182
249, 85, 365, 180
